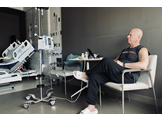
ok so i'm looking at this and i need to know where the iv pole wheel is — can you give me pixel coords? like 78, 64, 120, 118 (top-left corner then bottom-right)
26, 95, 31, 100
23, 103, 29, 109
50, 100, 55, 106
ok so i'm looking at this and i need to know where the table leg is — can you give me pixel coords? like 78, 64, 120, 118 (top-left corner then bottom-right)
71, 60, 89, 98
87, 61, 89, 70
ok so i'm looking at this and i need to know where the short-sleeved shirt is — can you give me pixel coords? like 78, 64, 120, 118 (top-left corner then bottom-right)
118, 45, 149, 82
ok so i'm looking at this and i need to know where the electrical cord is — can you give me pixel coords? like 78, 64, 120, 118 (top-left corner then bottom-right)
51, 81, 83, 103
43, 60, 87, 103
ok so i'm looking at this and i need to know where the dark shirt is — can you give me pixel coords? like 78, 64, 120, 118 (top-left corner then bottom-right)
119, 45, 145, 63
118, 45, 149, 82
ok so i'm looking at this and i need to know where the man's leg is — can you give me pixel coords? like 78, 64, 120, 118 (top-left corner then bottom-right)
74, 57, 118, 80
86, 57, 134, 83
79, 57, 134, 113
86, 73, 110, 105
86, 57, 115, 76
85, 57, 123, 83
80, 73, 109, 114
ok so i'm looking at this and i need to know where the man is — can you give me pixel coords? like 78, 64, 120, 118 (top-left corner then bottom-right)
73, 28, 149, 114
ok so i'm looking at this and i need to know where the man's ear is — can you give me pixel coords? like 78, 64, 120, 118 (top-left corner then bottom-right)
138, 35, 141, 40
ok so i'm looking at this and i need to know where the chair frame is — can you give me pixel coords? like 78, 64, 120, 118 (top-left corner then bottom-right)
50, 62, 81, 95
99, 68, 159, 114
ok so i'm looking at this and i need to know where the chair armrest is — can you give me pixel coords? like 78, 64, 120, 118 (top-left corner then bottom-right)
122, 68, 151, 74
121, 68, 152, 86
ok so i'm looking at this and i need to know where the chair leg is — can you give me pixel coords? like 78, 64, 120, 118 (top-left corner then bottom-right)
122, 90, 124, 114
149, 71, 159, 113
127, 92, 130, 101
99, 85, 102, 105
152, 87, 159, 113
64, 77, 66, 95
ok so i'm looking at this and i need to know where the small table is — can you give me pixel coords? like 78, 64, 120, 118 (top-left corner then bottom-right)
69, 57, 103, 98
70, 58, 103, 70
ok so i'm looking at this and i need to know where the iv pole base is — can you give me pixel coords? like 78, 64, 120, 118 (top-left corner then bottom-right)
23, 92, 56, 109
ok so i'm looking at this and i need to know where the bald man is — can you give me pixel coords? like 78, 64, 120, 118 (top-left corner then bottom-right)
74, 28, 149, 114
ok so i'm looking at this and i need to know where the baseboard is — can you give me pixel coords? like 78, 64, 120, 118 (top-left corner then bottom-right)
101, 86, 162, 108
129, 93, 162, 108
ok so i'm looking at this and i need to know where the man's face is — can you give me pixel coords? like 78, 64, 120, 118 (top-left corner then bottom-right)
127, 30, 138, 45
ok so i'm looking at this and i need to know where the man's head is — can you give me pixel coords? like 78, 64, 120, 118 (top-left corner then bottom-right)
127, 28, 143, 48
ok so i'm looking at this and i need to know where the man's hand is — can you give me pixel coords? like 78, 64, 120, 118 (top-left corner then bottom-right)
114, 47, 149, 70
116, 60, 124, 67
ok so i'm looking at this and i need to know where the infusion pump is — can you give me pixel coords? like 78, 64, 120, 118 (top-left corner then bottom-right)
38, 36, 54, 50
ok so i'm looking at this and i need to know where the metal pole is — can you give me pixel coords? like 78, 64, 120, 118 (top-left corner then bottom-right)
149, 71, 159, 113
38, 8, 43, 100
122, 72, 125, 114
38, 8, 41, 36
39, 50, 42, 100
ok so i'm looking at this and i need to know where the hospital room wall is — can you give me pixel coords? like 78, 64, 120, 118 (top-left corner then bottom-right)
0, 7, 26, 55
0, 12, 19, 55
62, 7, 162, 106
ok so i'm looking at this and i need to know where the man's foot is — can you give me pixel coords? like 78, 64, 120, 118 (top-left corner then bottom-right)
80, 105, 98, 114
73, 71, 89, 80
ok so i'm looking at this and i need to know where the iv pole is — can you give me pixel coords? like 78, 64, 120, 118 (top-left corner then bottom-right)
38, 7, 43, 101
23, 7, 56, 109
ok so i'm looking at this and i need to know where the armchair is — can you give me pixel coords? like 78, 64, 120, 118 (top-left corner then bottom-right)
99, 55, 158, 114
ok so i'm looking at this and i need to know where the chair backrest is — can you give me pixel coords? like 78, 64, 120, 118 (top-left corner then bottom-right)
138, 55, 157, 88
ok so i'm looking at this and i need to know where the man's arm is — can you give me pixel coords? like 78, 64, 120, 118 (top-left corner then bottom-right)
114, 53, 121, 62
117, 48, 149, 70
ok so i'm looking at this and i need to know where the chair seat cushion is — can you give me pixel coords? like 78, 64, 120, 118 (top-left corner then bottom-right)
104, 82, 149, 91
51, 70, 73, 77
